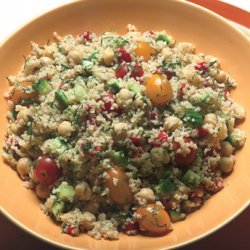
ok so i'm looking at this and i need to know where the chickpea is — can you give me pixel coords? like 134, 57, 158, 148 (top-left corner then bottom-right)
68, 50, 82, 64
150, 147, 170, 167
221, 141, 234, 156
134, 96, 145, 108
83, 201, 99, 215
80, 211, 96, 230
163, 116, 182, 132
75, 182, 92, 201
230, 129, 247, 149
215, 70, 229, 83
204, 113, 217, 127
177, 42, 195, 54
218, 121, 228, 140
102, 47, 114, 66
36, 183, 51, 199
233, 103, 246, 121
118, 88, 133, 100
16, 157, 32, 178
161, 47, 172, 60
58, 121, 72, 137
40, 56, 54, 66
113, 122, 127, 135
16, 108, 30, 122
135, 188, 155, 205
182, 65, 202, 86
219, 156, 235, 173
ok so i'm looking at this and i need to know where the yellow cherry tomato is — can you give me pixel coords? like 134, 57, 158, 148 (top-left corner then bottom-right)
145, 74, 173, 105
106, 167, 133, 204
134, 41, 156, 61
137, 204, 171, 235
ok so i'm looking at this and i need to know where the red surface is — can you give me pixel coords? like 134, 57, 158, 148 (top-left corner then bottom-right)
0, 207, 249, 249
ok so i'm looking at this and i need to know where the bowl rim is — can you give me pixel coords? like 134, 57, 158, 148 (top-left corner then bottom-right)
0, 0, 249, 249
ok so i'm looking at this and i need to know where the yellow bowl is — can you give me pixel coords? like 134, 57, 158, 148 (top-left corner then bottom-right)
0, 0, 249, 249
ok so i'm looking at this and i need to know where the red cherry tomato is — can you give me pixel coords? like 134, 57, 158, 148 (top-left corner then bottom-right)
130, 64, 144, 79
116, 64, 129, 79
152, 131, 169, 147
174, 137, 197, 166
34, 156, 62, 186
117, 48, 132, 62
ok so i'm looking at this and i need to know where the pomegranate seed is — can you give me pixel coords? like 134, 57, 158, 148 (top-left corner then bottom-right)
178, 82, 187, 97
204, 177, 224, 193
83, 31, 92, 41
151, 112, 159, 120
117, 48, 132, 62
195, 62, 208, 72
124, 221, 139, 235
152, 131, 168, 147
197, 126, 208, 138
162, 200, 172, 211
164, 71, 176, 80
130, 136, 142, 147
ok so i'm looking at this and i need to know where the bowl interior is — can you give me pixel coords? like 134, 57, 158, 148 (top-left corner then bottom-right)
0, 0, 250, 249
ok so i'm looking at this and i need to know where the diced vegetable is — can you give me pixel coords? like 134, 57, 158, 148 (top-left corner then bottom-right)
146, 74, 173, 105
182, 169, 202, 187
156, 178, 175, 195
136, 204, 171, 235
108, 79, 123, 93
55, 89, 68, 108
106, 167, 133, 204
134, 41, 156, 61
116, 63, 129, 79
130, 64, 144, 79
51, 201, 65, 218
185, 109, 203, 126
34, 156, 62, 186
33, 79, 52, 95
56, 182, 75, 202
156, 34, 170, 44
174, 137, 197, 166
129, 83, 143, 93
111, 150, 128, 166
49, 137, 69, 155
169, 210, 186, 222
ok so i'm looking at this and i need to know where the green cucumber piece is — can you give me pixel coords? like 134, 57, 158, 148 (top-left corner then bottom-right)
129, 83, 142, 94
51, 201, 64, 218
169, 210, 186, 222
55, 89, 68, 108
182, 169, 201, 187
33, 79, 52, 95
111, 150, 128, 166
156, 178, 175, 195
56, 182, 75, 202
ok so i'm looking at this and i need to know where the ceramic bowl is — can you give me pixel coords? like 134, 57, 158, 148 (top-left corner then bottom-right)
0, 0, 249, 249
